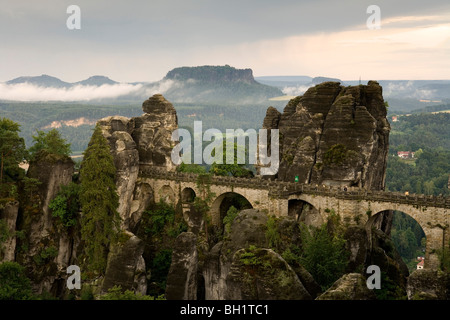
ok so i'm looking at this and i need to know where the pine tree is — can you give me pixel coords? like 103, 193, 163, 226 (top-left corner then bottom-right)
79, 125, 120, 274
0, 118, 27, 184
28, 129, 71, 160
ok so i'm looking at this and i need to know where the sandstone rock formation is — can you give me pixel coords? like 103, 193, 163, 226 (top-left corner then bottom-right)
202, 209, 317, 300
93, 94, 178, 296
406, 269, 450, 300
101, 231, 146, 294
165, 232, 198, 300
16, 155, 76, 296
263, 81, 390, 190
0, 201, 19, 262
316, 273, 376, 300
97, 94, 178, 230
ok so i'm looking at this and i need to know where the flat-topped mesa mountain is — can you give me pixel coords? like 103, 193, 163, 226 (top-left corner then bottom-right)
262, 81, 390, 191
164, 65, 256, 84
159, 65, 283, 104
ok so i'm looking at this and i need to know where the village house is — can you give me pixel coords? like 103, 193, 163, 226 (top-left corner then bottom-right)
417, 257, 425, 270
397, 151, 415, 159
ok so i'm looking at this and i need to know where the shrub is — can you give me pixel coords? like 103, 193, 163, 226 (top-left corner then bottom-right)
223, 205, 239, 236
299, 220, 349, 291
0, 262, 33, 300
100, 285, 160, 300
49, 182, 80, 228
266, 215, 281, 250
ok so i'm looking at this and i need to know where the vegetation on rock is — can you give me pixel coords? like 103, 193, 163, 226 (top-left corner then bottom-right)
79, 125, 121, 275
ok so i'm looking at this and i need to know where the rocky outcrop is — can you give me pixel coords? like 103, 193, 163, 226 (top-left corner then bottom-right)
316, 273, 376, 300
203, 209, 269, 300
406, 269, 450, 300
227, 247, 311, 300
16, 156, 76, 296
165, 232, 198, 300
203, 209, 316, 300
97, 94, 178, 229
97, 116, 140, 229
0, 201, 19, 262
344, 225, 409, 296
93, 94, 179, 296
101, 231, 146, 294
132, 94, 178, 171
265, 81, 390, 190
26, 156, 74, 219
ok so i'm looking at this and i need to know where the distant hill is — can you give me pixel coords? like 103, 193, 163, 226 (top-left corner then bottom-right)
255, 75, 312, 88
6, 74, 72, 88
5, 74, 119, 88
3, 66, 283, 104
75, 75, 118, 86
311, 76, 342, 84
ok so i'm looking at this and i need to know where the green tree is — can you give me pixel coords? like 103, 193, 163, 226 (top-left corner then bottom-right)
22, 177, 42, 199
0, 261, 33, 300
223, 205, 239, 236
28, 129, 71, 160
176, 162, 207, 174
0, 118, 27, 184
209, 140, 254, 177
100, 285, 156, 300
49, 182, 81, 228
299, 218, 348, 291
79, 126, 120, 274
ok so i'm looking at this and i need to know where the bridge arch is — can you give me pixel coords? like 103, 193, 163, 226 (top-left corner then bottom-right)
367, 207, 435, 269
287, 194, 325, 228
287, 198, 324, 228
181, 187, 196, 203
210, 192, 253, 226
158, 185, 176, 205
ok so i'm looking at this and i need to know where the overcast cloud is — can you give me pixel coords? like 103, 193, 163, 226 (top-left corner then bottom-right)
0, 82, 144, 101
0, 0, 449, 83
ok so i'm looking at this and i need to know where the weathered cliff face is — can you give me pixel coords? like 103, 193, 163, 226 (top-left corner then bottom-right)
97, 94, 178, 230
264, 81, 390, 190
93, 94, 178, 294
202, 209, 316, 300
407, 269, 450, 300
165, 232, 198, 300
133, 94, 178, 171
101, 231, 146, 295
16, 156, 76, 296
316, 273, 376, 300
0, 201, 19, 262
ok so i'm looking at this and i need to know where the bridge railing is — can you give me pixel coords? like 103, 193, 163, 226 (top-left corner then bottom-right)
138, 168, 450, 209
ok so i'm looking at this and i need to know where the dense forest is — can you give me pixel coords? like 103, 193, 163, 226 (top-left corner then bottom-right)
0, 100, 285, 152
388, 112, 450, 152
390, 211, 426, 272
386, 112, 450, 196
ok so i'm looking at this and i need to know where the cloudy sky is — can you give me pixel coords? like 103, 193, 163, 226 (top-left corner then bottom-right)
1, 0, 450, 83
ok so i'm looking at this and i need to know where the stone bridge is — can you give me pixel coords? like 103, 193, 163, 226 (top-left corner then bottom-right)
138, 168, 450, 270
